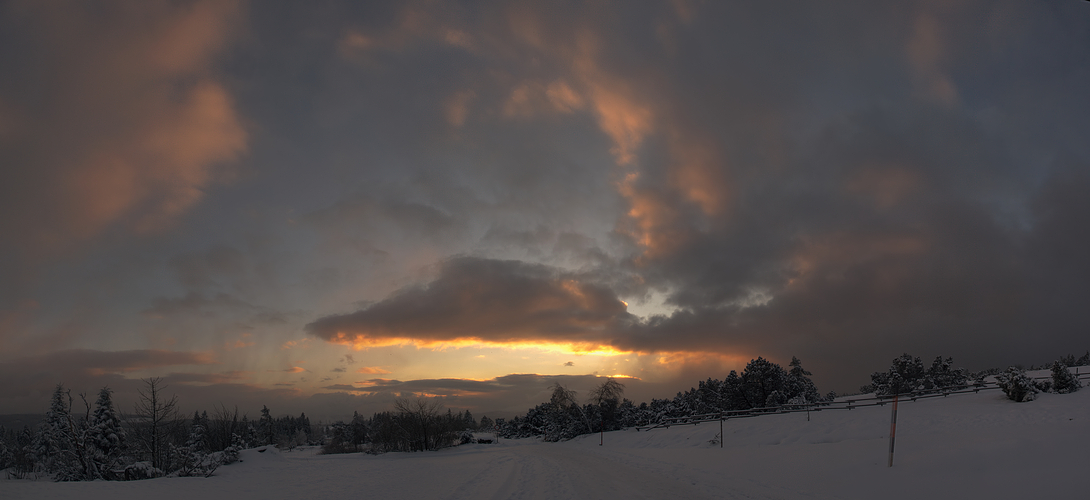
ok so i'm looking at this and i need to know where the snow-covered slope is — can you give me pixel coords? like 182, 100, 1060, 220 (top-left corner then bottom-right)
5, 384, 1088, 499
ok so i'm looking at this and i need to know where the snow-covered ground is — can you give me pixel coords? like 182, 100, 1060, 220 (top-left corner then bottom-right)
5, 382, 1088, 499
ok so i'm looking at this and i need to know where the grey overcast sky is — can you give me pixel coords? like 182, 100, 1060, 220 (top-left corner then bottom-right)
2, 0, 1089, 421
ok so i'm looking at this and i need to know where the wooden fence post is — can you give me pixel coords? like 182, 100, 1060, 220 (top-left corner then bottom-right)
888, 394, 899, 467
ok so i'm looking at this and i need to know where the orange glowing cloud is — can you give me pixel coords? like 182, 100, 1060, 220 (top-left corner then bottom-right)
906, 8, 958, 105
445, 89, 476, 127
569, 32, 654, 166
615, 174, 690, 260
356, 366, 392, 374
667, 129, 731, 218
503, 80, 585, 118
1, 0, 247, 262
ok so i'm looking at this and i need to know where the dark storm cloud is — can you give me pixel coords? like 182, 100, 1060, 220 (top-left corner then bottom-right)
299, 1, 1090, 392
305, 256, 637, 347
4, 0, 1090, 414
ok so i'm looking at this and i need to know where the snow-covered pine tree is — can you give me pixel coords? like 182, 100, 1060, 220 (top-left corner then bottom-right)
1050, 361, 1081, 394
7, 426, 37, 479
239, 414, 254, 448
924, 356, 969, 390
350, 411, 368, 450
871, 354, 927, 395
259, 405, 274, 445
175, 418, 217, 477
36, 383, 87, 480
220, 432, 243, 464
739, 357, 788, 408
785, 357, 822, 404
996, 366, 1038, 402
478, 415, 493, 432
0, 431, 11, 471
87, 387, 126, 480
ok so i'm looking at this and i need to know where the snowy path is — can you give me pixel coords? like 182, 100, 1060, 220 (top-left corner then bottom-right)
4, 385, 1089, 499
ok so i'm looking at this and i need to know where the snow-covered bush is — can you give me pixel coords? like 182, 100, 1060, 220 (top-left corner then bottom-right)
174, 423, 219, 477
1050, 361, 1081, 394
219, 433, 243, 464
996, 367, 1038, 402
122, 461, 162, 480
871, 354, 970, 396
321, 422, 354, 454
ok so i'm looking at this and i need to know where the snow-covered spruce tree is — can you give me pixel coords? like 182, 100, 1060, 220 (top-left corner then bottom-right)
3, 426, 37, 479
35, 383, 91, 480
996, 367, 1038, 402
478, 415, 494, 432
258, 405, 274, 445
0, 432, 11, 472
175, 418, 218, 477
738, 357, 789, 408
218, 432, 242, 464
785, 357, 822, 404
1050, 361, 1081, 394
87, 387, 127, 479
350, 411, 369, 451
36, 384, 69, 474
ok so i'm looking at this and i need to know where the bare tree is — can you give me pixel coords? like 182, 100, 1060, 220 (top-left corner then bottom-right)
548, 382, 592, 438
394, 398, 454, 451
590, 378, 626, 445
208, 404, 240, 452
132, 377, 179, 471
589, 378, 626, 406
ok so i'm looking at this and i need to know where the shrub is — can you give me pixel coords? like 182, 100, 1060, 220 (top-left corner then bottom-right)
996, 367, 1037, 402
1050, 361, 1082, 394
871, 354, 969, 396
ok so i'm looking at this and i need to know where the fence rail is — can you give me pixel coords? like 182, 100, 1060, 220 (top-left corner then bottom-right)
635, 372, 1090, 432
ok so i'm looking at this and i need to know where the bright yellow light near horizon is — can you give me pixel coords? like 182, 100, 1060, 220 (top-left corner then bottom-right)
331, 335, 636, 358
317, 331, 756, 387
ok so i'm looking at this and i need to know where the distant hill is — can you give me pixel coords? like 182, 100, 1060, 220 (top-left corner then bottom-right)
0, 414, 43, 430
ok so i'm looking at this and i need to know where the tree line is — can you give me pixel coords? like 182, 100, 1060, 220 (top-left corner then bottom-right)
490, 356, 824, 441
3, 350, 1085, 478
0, 377, 315, 480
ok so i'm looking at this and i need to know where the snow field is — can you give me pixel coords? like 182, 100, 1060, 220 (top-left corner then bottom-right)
4, 382, 1088, 499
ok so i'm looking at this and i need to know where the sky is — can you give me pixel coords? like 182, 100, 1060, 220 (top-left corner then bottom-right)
1, 0, 1089, 422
